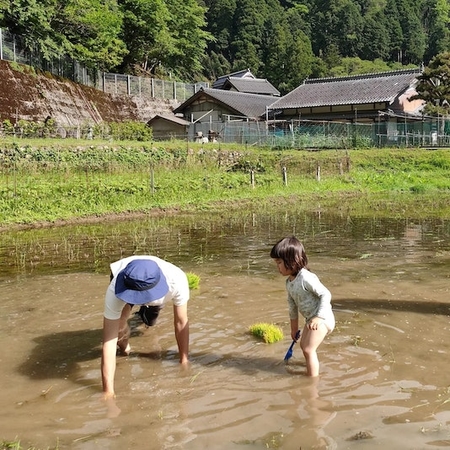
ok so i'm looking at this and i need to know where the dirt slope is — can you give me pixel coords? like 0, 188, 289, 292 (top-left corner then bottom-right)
0, 60, 178, 126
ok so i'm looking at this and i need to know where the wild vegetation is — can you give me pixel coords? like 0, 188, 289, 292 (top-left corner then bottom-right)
1, 0, 449, 92
1, 138, 449, 229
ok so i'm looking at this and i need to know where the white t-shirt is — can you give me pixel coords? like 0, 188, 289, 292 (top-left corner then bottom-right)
104, 255, 189, 320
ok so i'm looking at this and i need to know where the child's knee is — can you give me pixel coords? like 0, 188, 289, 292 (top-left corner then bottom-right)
301, 344, 315, 357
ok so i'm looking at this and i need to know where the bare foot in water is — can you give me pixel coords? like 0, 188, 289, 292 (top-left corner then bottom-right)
118, 343, 131, 356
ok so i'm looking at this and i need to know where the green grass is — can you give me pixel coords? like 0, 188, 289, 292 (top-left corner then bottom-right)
1, 140, 450, 227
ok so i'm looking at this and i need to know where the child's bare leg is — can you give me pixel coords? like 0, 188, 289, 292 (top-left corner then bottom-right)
300, 324, 328, 377
117, 304, 132, 355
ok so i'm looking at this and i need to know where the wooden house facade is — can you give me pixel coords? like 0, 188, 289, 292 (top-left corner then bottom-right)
268, 68, 425, 123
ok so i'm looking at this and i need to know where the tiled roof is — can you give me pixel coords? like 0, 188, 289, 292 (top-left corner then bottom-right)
223, 77, 280, 96
212, 69, 254, 89
174, 88, 275, 119
147, 114, 190, 126
270, 69, 422, 109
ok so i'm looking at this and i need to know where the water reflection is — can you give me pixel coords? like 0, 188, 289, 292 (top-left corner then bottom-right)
1, 210, 449, 281
0, 208, 449, 449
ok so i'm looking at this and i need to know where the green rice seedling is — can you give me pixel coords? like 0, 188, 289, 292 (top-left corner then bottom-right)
249, 323, 284, 344
186, 272, 200, 290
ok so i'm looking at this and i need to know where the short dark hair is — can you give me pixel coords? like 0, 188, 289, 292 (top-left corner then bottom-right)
270, 236, 308, 275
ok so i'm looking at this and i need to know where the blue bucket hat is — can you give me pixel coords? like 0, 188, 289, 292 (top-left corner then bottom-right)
115, 259, 169, 305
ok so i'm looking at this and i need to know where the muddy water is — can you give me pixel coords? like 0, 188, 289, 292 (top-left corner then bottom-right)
0, 210, 449, 449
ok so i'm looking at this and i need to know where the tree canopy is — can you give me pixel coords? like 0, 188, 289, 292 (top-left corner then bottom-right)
0, 0, 448, 96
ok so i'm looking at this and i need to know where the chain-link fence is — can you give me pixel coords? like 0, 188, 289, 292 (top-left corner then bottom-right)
0, 28, 207, 101
373, 118, 450, 147
155, 117, 450, 149
2, 115, 450, 148
100, 73, 206, 102
183, 120, 373, 148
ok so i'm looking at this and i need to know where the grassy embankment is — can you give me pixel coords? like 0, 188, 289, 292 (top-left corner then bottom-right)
1, 137, 450, 229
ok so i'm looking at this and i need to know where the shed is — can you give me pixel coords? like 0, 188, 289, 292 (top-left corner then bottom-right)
147, 114, 190, 140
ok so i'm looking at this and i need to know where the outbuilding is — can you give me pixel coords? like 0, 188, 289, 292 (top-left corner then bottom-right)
147, 114, 190, 140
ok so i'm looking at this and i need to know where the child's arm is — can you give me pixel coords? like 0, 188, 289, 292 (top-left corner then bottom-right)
287, 294, 300, 339
304, 272, 332, 326
290, 318, 300, 340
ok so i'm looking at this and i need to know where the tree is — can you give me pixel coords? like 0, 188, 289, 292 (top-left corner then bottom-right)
260, 10, 290, 89
61, 0, 127, 69
282, 31, 314, 91
411, 52, 450, 115
396, 0, 426, 64
164, 0, 212, 78
260, 0, 313, 93
423, 0, 450, 63
204, 0, 237, 64
230, 0, 266, 72
2, 0, 63, 60
329, 57, 407, 76
0, 0, 7, 21
118, 0, 174, 74
310, 0, 364, 57
359, 13, 390, 61
201, 50, 231, 81
2, 0, 126, 69
383, 0, 404, 63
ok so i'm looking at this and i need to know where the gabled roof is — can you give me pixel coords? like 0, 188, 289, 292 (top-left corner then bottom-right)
270, 68, 422, 109
222, 77, 280, 96
173, 88, 275, 119
212, 69, 254, 90
147, 114, 190, 126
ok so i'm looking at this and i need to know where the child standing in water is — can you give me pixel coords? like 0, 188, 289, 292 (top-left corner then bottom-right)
271, 236, 335, 377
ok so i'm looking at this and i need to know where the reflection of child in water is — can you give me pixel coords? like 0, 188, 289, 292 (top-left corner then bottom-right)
271, 236, 335, 377
284, 377, 337, 449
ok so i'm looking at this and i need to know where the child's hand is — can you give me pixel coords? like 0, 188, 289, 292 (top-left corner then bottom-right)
291, 329, 301, 341
308, 317, 322, 330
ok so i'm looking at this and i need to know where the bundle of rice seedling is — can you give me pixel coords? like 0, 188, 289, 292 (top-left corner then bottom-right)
249, 323, 284, 344
186, 272, 200, 290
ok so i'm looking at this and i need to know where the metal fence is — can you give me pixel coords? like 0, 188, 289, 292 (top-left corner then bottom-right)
166, 120, 375, 148
0, 28, 208, 101
2, 115, 450, 148
100, 73, 206, 102
157, 118, 450, 149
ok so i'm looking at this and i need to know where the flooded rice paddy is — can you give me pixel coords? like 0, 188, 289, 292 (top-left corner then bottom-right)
0, 208, 449, 449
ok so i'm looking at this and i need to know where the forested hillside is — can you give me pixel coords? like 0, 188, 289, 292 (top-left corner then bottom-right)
1, 0, 448, 94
